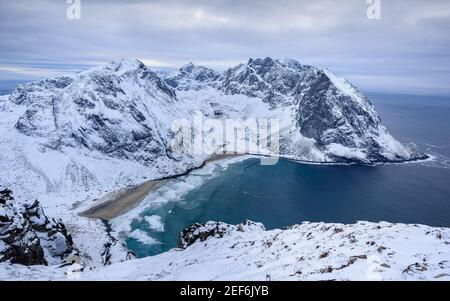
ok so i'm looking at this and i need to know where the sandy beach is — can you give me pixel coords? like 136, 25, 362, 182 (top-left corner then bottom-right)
80, 153, 241, 220
81, 179, 169, 220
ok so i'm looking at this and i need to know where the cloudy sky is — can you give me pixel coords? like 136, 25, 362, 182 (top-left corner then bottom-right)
1, 0, 449, 94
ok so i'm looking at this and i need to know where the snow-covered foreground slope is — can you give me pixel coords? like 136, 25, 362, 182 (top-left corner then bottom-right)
1, 220, 449, 281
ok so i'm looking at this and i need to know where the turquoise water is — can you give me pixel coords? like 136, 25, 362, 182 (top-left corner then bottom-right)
127, 93, 450, 258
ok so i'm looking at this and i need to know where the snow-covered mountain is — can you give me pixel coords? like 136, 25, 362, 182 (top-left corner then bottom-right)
0, 57, 429, 276
0, 57, 426, 199
164, 62, 219, 91
9, 58, 198, 168
0, 59, 208, 270
166, 57, 425, 163
0, 58, 213, 204
5, 57, 425, 172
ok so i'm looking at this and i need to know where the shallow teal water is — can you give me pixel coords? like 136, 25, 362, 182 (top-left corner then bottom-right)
127, 93, 450, 258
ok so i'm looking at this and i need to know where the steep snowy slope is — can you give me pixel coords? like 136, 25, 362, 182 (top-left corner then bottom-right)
0, 58, 213, 205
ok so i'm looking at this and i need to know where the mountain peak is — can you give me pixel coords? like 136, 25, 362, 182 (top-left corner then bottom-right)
179, 62, 198, 74
179, 62, 215, 74
105, 58, 145, 75
277, 57, 309, 69
247, 57, 276, 67
165, 62, 218, 89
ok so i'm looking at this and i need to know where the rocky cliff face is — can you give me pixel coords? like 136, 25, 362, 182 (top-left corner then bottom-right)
0, 188, 74, 266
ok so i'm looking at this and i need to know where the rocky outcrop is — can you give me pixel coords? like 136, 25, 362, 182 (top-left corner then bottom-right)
178, 221, 232, 249
178, 220, 265, 249
0, 188, 74, 266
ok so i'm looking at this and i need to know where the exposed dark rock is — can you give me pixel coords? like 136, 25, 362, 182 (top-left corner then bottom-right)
178, 221, 232, 249
0, 188, 74, 266
178, 220, 265, 249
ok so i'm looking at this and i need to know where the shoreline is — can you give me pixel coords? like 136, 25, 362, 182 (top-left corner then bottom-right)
80, 179, 169, 220
79, 152, 430, 220
80, 153, 241, 220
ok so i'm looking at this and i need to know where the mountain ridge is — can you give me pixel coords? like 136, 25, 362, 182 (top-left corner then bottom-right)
5, 57, 427, 165
0, 57, 427, 206
164, 57, 426, 163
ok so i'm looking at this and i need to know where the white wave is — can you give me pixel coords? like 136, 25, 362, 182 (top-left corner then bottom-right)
144, 215, 165, 232
419, 142, 447, 149
417, 152, 450, 169
129, 229, 161, 245
111, 155, 254, 237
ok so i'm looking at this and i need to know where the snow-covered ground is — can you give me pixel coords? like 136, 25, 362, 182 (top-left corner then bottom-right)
1, 220, 449, 281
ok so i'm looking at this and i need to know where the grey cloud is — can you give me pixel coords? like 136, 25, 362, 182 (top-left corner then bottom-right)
0, 0, 449, 94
